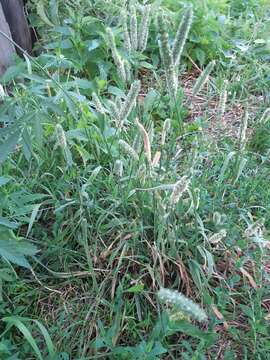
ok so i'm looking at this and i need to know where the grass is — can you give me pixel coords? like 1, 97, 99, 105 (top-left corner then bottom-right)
0, 0, 270, 359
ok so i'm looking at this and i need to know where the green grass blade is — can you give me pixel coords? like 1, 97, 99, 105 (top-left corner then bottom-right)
3, 317, 43, 360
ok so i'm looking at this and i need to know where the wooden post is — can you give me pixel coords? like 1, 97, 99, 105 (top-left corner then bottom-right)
1, 0, 32, 55
0, 3, 16, 76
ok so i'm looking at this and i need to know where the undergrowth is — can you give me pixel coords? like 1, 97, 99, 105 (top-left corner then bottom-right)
0, 0, 270, 359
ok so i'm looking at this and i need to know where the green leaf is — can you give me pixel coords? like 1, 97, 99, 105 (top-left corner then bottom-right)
0, 268, 14, 282
0, 217, 19, 229
143, 89, 160, 112
3, 317, 43, 360
0, 177, 11, 186
0, 228, 37, 269
108, 86, 126, 98
49, 0, 59, 24
34, 113, 44, 147
62, 92, 78, 120
33, 320, 57, 359
140, 61, 155, 69
66, 79, 94, 90
87, 39, 100, 52
194, 48, 206, 66
169, 320, 217, 346
22, 128, 32, 161
26, 204, 42, 237
0, 129, 21, 164
1, 63, 26, 84
126, 284, 144, 293
66, 129, 89, 142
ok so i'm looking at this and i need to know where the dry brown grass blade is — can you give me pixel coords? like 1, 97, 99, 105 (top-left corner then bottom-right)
239, 267, 258, 289
211, 304, 229, 330
111, 244, 128, 299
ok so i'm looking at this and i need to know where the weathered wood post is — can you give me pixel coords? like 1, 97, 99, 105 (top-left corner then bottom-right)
0, 3, 16, 76
1, 0, 32, 55
0, 0, 32, 76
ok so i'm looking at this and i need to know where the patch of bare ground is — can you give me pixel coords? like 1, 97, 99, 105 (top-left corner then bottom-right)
139, 66, 262, 140
182, 68, 261, 140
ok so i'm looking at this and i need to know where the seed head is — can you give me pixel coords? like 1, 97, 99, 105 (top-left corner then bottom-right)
208, 229, 227, 244
138, 5, 151, 51
213, 212, 221, 225
55, 124, 73, 167
192, 61, 216, 96
170, 176, 190, 205
161, 118, 171, 145
119, 80, 141, 124
92, 92, 106, 115
124, 60, 132, 83
157, 13, 178, 98
172, 6, 193, 67
114, 159, 124, 177
218, 80, 228, 120
107, 100, 120, 124
119, 139, 139, 161
152, 151, 161, 167
106, 27, 127, 82
158, 288, 207, 322
239, 109, 249, 152
132, 133, 142, 154
121, 10, 131, 53
56, 124, 67, 148
130, 5, 138, 51
136, 118, 152, 164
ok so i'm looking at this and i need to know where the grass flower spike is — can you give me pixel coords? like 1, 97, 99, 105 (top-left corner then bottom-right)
130, 5, 138, 51
92, 92, 106, 115
192, 61, 216, 96
172, 6, 193, 68
119, 140, 139, 161
124, 60, 131, 83
107, 99, 120, 123
136, 118, 152, 164
158, 288, 207, 322
208, 229, 227, 244
119, 80, 141, 124
161, 118, 171, 145
56, 124, 67, 148
157, 13, 178, 98
106, 27, 126, 82
152, 151, 161, 167
114, 159, 124, 177
122, 10, 131, 53
55, 124, 72, 167
170, 176, 190, 205
218, 80, 228, 119
138, 5, 151, 51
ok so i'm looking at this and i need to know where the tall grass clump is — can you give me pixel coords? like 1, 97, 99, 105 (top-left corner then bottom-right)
121, 3, 152, 53
157, 13, 178, 98
1, 0, 270, 358
157, 7, 193, 98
